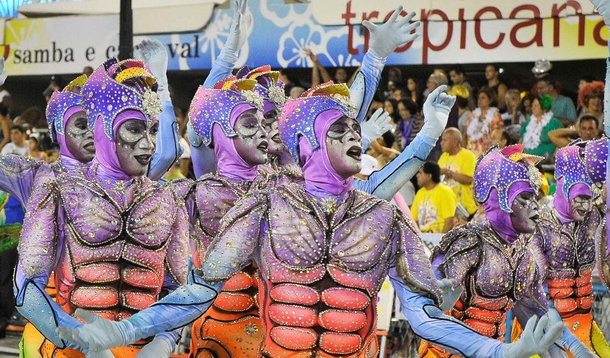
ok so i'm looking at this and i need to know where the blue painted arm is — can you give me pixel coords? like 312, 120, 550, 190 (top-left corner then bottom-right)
388, 268, 504, 358
14, 265, 83, 349
350, 51, 386, 123
148, 101, 181, 181
354, 134, 436, 200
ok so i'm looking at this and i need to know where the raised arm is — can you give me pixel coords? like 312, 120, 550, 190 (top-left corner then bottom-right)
57, 192, 267, 353
351, 6, 420, 122
137, 39, 181, 181
355, 85, 454, 201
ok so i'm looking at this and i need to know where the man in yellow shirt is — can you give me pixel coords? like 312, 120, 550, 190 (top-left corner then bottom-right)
411, 162, 457, 233
438, 128, 477, 217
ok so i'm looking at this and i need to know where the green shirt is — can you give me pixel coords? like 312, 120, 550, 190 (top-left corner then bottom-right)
520, 116, 563, 158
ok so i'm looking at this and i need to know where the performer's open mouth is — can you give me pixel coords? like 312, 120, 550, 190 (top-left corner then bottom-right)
135, 154, 152, 165
83, 142, 95, 152
271, 133, 281, 143
257, 141, 269, 152
346, 145, 361, 160
529, 213, 539, 221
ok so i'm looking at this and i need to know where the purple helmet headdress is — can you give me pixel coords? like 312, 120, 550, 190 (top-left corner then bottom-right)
584, 136, 608, 188
82, 58, 161, 140
474, 145, 544, 212
46, 74, 88, 142
188, 77, 262, 147
554, 142, 593, 199
237, 65, 287, 112
278, 81, 357, 159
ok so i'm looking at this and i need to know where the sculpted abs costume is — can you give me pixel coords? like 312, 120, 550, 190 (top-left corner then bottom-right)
535, 143, 610, 356
427, 145, 593, 358
15, 59, 189, 357
60, 83, 568, 358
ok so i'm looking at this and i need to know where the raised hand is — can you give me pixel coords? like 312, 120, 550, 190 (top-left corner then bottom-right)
591, 0, 610, 29
135, 335, 174, 358
223, 0, 252, 58
57, 309, 131, 353
361, 108, 393, 142
362, 6, 420, 59
136, 38, 169, 101
503, 315, 564, 357
421, 85, 456, 139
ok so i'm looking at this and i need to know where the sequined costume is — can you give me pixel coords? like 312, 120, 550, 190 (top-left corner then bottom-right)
68, 84, 544, 358
177, 78, 267, 358
534, 143, 610, 356
14, 59, 189, 358
425, 145, 590, 357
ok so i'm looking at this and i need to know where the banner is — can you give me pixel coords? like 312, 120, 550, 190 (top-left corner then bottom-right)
3, 0, 608, 75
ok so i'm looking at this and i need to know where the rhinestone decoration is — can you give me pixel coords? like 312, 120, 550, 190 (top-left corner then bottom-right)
554, 144, 593, 198
141, 89, 163, 119
242, 90, 264, 111
584, 137, 608, 187
278, 82, 357, 159
45, 74, 88, 142
473, 145, 544, 212
188, 78, 258, 146
81, 58, 159, 140
238, 65, 287, 111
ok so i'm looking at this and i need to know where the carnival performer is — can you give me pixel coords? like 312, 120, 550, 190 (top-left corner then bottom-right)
59, 83, 564, 358
15, 58, 190, 358
425, 144, 594, 358
532, 142, 610, 356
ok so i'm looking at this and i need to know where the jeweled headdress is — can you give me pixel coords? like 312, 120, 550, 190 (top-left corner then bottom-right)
81, 58, 161, 140
188, 77, 261, 146
584, 137, 608, 188
46, 74, 88, 142
474, 145, 544, 212
237, 65, 287, 111
278, 81, 357, 159
554, 142, 593, 198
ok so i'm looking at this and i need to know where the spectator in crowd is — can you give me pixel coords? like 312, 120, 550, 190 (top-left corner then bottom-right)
406, 77, 422, 108
537, 76, 577, 126
502, 89, 526, 126
1, 125, 28, 156
0, 83, 12, 117
0, 104, 11, 151
548, 114, 600, 148
463, 87, 503, 157
16, 106, 46, 129
520, 92, 535, 117
438, 128, 478, 217
411, 162, 457, 233
384, 67, 403, 98
449, 64, 474, 96
520, 95, 562, 157
289, 86, 305, 99
304, 48, 354, 87
485, 63, 508, 110
279, 69, 300, 97
578, 81, 604, 130
392, 87, 405, 101
448, 85, 471, 132
369, 131, 400, 167
28, 136, 47, 162
83, 66, 94, 76
384, 98, 398, 123
531, 58, 552, 80
424, 72, 448, 101
490, 128, 515, 148
396, 98, 423, 150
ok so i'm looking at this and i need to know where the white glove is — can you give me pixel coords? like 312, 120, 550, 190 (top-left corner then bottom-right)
591, 0, 610, 31
503, 315, 564, 357
545, 309, 596, 358
0, 58, 7, 87
218, 0, 252, 65
361, 108, 392, 142
362, 6, 420, 59
436, 279, 463, 312
421, 85, 456, 139
57, 309, 131, 353
136, 39, 170, 102
135, 335, 174, 358
86, 350, 115, 358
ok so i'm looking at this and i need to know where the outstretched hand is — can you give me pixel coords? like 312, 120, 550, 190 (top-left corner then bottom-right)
361, 108, 393, 142
57, 309, 130, 353
591, 0, 610, 30
503, 315, 564, 357
225, 0, 252, 54
421, 85, 456, 139
436, 278, 463, 312
136, 38, 170, 101
362, 6, 420, 59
